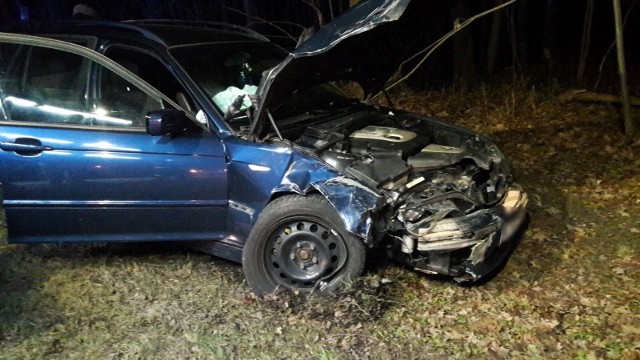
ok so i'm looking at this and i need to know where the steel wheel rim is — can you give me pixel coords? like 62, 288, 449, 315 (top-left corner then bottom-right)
267, 219, 348, 289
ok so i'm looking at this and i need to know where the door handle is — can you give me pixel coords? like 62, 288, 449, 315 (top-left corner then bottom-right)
0, 138, 54, 155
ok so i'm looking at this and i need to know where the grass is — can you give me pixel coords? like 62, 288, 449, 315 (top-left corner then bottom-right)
1, 83, 640, 359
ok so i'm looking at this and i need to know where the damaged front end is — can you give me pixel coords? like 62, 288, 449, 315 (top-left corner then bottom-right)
390, 181, 527, 281
374, 125, 528, 281
231, 0, 527, 282
287, 110, 528, 282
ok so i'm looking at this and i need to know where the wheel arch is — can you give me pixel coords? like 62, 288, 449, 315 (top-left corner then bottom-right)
268, 176, 383, 245
242, 193, 367, 295
268, 188, 321, 203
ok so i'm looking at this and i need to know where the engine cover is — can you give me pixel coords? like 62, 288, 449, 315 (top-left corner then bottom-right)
349, 126, 427, 158
350, 126, 417, 142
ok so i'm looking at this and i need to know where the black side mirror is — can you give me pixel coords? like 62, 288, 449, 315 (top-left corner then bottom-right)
146, 109, 189, 136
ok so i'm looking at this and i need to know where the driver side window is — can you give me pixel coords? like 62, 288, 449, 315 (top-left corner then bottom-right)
0, 43, 162, 128
102, 46, 198, 119
98, 61, 163, 127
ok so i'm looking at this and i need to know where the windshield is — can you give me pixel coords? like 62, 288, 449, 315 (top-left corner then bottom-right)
170, 42, 348, 122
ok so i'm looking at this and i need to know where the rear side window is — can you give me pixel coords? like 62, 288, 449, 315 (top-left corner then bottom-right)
0, 45, 88, 114
0, 43, 20, 75
26, 46, 87, 111
0, 44, 162, 128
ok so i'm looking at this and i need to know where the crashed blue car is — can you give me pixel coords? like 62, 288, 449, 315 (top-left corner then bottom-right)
0, 0, 527, 295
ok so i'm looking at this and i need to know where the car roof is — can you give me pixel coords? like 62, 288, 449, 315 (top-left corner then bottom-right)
32, 20, 269, 49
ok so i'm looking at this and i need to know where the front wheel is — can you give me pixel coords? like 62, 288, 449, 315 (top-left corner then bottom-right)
242, 194, 366, 296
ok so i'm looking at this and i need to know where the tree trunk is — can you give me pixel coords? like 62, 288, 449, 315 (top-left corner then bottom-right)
516, 0, 529, 63
577, 0, 594, 84
543, 0, 558, 61
487, 0, 502, 75
613, 0, 636, 137
451, 0, 476, 84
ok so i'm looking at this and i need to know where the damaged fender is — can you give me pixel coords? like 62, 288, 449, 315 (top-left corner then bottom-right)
272, 151, 383, 242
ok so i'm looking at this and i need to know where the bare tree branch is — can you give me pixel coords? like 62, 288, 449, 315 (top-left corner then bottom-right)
378, 0, 519, 96
223, 5, 300, 43
328, 0, 335, 22
246, 20, 307, 32
301, 0, 324, 26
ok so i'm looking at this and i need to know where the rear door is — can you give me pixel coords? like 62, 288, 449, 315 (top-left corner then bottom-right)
0, 34, 228, 243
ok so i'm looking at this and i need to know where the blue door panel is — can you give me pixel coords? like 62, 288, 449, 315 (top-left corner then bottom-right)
0, 124, 228, 242
7, 207, 227, 242
0, 127, 226, 201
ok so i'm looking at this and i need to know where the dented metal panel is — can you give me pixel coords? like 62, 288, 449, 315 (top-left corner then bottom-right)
224, 137, 382, 242
274, 151, 383, 241
311, 176, 382, 241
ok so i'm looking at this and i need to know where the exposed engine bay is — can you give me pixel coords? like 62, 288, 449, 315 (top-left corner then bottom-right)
281, 108, 528, 280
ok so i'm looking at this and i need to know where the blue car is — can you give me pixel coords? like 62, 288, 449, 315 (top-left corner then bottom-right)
0, 0, 527, 295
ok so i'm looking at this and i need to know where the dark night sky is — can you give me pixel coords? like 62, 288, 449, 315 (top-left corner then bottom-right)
1, 0, 639, 90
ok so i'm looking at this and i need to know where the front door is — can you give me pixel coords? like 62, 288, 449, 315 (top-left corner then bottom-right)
0, 35, 228, 243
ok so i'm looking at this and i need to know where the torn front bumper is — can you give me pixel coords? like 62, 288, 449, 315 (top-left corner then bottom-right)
411, 185, 528, 280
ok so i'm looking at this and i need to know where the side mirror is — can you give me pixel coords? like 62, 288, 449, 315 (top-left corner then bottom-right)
146, 109, 189, 136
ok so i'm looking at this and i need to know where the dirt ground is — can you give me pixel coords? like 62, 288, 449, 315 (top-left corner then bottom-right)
1, 85, 639, 359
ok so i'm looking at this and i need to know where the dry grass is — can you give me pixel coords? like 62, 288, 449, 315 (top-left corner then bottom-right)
1, 84, 639, 359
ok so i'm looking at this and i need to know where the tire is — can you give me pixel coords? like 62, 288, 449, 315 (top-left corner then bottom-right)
242, 194, 366, 296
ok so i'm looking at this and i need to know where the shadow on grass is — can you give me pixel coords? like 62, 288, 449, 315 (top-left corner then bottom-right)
460, 214, 530, 287
283, 216, 533, 325
0, 235, 241, 352
0, 206, 51, 347
0, 245, 63, 349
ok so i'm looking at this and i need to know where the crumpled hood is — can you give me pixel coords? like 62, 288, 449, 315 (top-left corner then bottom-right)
251, 0, 430, 136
